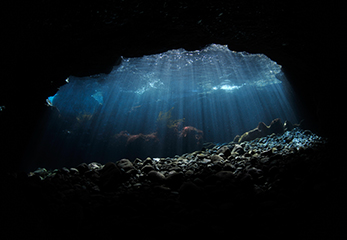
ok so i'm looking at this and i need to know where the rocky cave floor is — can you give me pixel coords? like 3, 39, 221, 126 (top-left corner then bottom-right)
2, 128, 346, 239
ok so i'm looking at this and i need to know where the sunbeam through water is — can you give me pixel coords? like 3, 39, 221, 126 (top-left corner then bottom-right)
27, 44, 301, 170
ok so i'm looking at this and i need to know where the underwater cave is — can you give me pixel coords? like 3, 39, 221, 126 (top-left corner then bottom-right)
25, 44, 305, 171
2, 2, 344, 238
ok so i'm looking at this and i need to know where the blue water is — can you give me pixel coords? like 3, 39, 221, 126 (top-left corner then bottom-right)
26, 44, 300, 170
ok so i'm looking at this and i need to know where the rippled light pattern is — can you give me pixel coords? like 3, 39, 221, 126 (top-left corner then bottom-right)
28, 44, 300, 169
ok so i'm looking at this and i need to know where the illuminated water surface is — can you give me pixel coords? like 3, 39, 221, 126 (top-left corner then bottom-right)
28, 44, 300, 169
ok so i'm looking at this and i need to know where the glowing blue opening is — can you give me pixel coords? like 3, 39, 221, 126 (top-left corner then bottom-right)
33, 44, 300, 168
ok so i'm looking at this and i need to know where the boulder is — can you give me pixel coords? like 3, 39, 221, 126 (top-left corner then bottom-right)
238, 118, 284, 143
268, 118, 284, 135
232, 144, 245, 155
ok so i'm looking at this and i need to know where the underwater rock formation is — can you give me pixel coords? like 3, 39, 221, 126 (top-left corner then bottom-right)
234, 118, 284, 143
234, 118, 306, 143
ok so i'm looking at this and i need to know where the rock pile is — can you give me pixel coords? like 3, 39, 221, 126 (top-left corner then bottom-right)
25, 128, 327, 204
3, 128, 338, 238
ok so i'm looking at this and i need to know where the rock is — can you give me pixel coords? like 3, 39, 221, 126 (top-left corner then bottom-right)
233, 135, 241, 142
88, 162, 103, 170
237, 118, 284, 143
143, 157, 153, 166
200, 158, 211, 164
268, 118, 284, 135
133, 158, 143, 167
69, 168, 79, 175
141, 164, 154, 174
147, 170, 166, 183
283, 120, 294, 131
117, 159, 135, 171
61, 167, 70, 174
211, 155, 224, 163
33, 168, 48, 178
197, 153, 207, 159
76, 163, 89, 174
232, 144, 245, 155
217, 146, 231, 158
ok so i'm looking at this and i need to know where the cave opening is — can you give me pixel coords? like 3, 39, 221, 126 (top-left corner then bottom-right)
25, 44, 310, 171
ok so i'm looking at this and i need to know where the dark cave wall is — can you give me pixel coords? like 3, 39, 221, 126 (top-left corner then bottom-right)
1, 1, 343, 172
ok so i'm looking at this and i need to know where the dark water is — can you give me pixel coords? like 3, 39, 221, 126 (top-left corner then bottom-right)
25, 44, 300, 171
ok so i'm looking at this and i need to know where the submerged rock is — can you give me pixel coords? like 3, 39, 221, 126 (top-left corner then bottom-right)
116, 159, 134, 171
217, 146, 231, 158
141, 164, 154, 174
237, 118, 284, 143
147, 170, 166, 183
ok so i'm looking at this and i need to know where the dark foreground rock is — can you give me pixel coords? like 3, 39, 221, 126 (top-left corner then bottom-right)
2, 128, 346, 239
